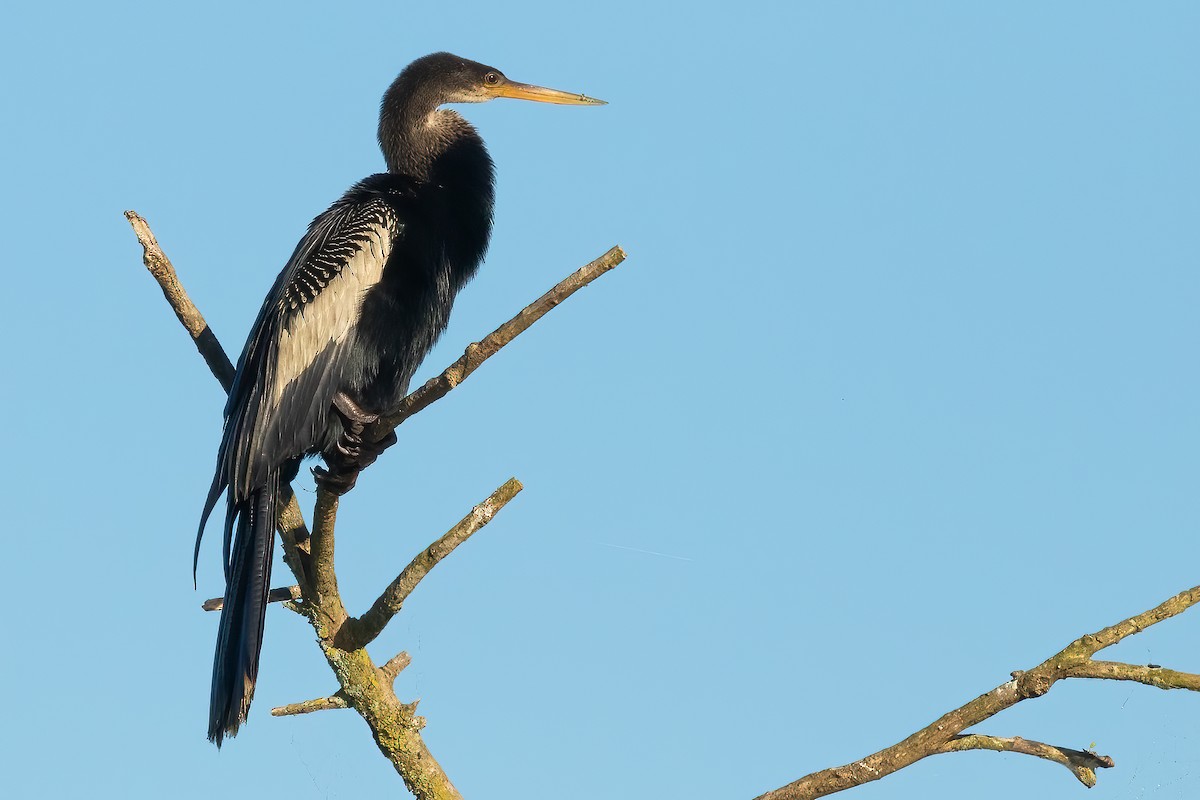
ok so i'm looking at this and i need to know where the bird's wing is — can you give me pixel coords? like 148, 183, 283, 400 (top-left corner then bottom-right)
198, 192, 403, 565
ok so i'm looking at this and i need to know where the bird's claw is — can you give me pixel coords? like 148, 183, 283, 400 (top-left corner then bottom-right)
335, 432, 363, 460
314, 393, 399, 495
314, 431, 394, 495
312, 464, 359, 495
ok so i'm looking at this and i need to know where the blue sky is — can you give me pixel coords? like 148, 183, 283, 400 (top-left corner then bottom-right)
2, 2, 1198, 798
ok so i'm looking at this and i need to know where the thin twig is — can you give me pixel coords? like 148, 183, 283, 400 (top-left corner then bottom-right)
125, 210, 235, 390
367, 245, 627, 440
272, 692, 351, 717
939, 735, 1114, 788
345, 478, 524, 648
203, 585, 301, 612
1065, 660, 1200, 691
755, 585, 1200, 799
127, 211, 316, 580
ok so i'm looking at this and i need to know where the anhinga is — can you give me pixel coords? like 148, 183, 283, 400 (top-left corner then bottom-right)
197, 52, 603, 745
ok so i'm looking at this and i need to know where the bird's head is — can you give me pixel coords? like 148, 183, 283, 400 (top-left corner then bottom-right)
398, 52, 606, 107
379, 53, 603, 176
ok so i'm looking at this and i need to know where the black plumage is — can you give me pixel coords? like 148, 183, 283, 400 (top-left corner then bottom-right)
196, 52, 603, 745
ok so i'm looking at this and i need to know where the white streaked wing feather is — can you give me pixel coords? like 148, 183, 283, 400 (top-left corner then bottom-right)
270, 221, 394, 408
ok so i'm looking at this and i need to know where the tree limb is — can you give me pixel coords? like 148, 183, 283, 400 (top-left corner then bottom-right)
202, 585, 301, 612
309, 488, 347, 622
132, 207, 1199, 797
755, 585, 1200, 799
1065, 660, 1200, 691
368, 245, 627, 439
130, 210, 623, 800
127, 210, 317, 568
939, 735, 1114, 788
125, 210, 235, 390
345, 478, 524, 649
272, 692, 351, 717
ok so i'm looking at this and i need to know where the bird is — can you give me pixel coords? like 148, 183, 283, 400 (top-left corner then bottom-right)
196, 52, 604, 746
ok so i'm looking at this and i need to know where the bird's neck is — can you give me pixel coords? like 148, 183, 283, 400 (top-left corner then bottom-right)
379, 98, 476, 181
376, 97, 496, 288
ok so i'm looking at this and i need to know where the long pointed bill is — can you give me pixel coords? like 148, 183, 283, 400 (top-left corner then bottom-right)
493, 79, 606, 105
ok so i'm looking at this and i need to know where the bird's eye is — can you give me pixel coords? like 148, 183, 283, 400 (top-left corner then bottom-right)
484, 72, 500, 86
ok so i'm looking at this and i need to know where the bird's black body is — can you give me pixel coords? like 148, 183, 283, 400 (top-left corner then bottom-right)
198, 50, 601, 746
198, 53, 500, 745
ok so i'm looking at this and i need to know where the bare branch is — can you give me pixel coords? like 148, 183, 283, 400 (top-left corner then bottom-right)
276, 491, 314, 593
1053, 586, 1200, 656
272, 692, 351, 717
125, 210, 235, 390
202, 585, 301, 612
368, 245, 627, 439
939, 735, 1114, 788
309, 488, 346, 619
346, 478, 524, 648
1066, 660, 1200, 691
755, 584, 1200, 800
128, 211, 316, 587
132, 211, 622, 800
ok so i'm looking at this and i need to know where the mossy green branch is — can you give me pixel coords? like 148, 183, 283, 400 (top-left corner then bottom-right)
320, 644, 461, 800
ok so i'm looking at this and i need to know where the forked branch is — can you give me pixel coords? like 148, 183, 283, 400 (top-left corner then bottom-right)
755, 585, 1200, 799
129, 209, 626, 800
271, 653, 412, 718
132, 210, 1199, 799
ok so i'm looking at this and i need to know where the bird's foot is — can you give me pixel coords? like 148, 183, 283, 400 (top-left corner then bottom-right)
312, 393, 397, 495
312, 463, 359, 495
331, 391, 378, 463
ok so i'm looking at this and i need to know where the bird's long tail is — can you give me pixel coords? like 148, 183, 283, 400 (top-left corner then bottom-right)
208, 474, 277, 746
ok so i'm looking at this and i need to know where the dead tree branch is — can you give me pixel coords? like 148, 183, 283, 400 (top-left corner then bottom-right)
202, 585, 300, 612
126, 210, 235, 390
939, 735, 1114, 788
1065, 660, 1200, 691
128, 210, 317, 560
755, 585, 1200, 799
134, 209, 1195, 799
345, 478, 523, 648
272, 692, 351, 717
129, 209, 625, 800
371, 245, 627, 438
271, 653, 412, 717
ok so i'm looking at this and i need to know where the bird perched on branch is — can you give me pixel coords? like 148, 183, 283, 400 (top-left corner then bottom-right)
196, 52, 604, 745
